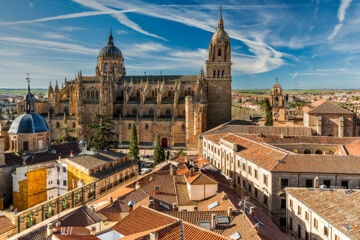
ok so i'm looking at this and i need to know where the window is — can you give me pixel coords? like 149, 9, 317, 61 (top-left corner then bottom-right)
290, 199, 293, 210
72, 122, 76, 128
306, 179, 313, 188
218, 48, 221, 56
254, 169, 258, 179
280, 217, 286, 227
248, 166, 252, 176
305, 212, 309, 221
304, 149, 311, 154
298, 225, 301, 239
314, 218, 318, 229
128, 123, 131, 130
263, 174, 268, 186
63, 167, 66, 173
57, 179, 60, 185
263, 195, 268, 206
63, 180, 67, 186
213, 70, 216, 78
57, 166, 60, 172
222, 70, 224, 77
289, 217, 293, 231
181, 124, 185, 131
341, 180, 349, 189
56, 122, 60, 129
324, 226, 328, 236
217, 70, 220, 78
23, 141, 29, 151
113, 63, 117, 71
254, 188, 258, 198
145, 124, 149, 130
104, 63, 108, 72
281, 178, 288, 188
323, 180, 331, 188
242, 163, 246, 171
281, 199, 286, 209
248, 184, 252, 193
298, 205, 302, 215
305, 232, 309, 240
243, 180, 246, 188
315, 150, 322, 155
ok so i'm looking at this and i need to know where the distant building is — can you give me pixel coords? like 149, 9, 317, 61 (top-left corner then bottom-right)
285, 187, 360, 240
270, 80, 286, 122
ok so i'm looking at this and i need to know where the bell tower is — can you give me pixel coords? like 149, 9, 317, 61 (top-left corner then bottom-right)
205, 7, 232, 129
270, 78, 286, 122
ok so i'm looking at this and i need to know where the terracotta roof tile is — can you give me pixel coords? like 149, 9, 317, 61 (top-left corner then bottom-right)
58, 206, 103, 227
303, 99, 353, 114
53, 234, 101, 240
0, 215, 16, 235
187, 172, 218, 185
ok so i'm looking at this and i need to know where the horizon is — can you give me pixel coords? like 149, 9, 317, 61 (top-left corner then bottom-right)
0, 0, 359, 89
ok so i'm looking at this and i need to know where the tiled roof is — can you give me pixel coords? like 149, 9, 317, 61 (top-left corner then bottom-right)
187, 172, 218, 185
273, 154, 360, 173
53, 234, 101, 240
17, 225, 47, 240
0, 215, 16, 235
175, 175, 195, 206
303, 99, 353, 114
220, 134, 288, 171
58, 206, 103, 227
197, 191, 235, 212
66, 151, 127, 170
285, 188, 360, 240
344, 140, 360, 155
112, 206, 177, 235
53, 226, 90, 235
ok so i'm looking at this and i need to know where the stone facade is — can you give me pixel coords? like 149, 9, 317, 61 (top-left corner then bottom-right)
270, 80, 286, 122
43, 12, 232, 150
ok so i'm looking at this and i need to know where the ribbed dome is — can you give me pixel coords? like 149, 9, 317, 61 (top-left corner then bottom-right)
8, 113, 50, 134
211, 9, 229, 44
98, 31, 122, 59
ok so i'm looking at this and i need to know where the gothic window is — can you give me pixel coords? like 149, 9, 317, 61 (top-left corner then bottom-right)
113, 63, 117, 72
91, 89, 94, 99
213, 70, 216, 78
274, 97, 279, 106
152, 90, 155, 97
218, 48, 221, 57
56, 122, 60, 129
149, 108, 154, 116
96, 90, 99, 99
168, 91, 172, 97
104, 63, 108, 72
222, 70, 225, 77
166, 109, 171, 116
64, 107, 69, 115
132, 109, 137, 115
72, 122, 76, 128
23, 141, 29, 151
87, 90, 90, 98
217, 70, 220, 78
188, 88, 191, 96
185, 90, 188, 96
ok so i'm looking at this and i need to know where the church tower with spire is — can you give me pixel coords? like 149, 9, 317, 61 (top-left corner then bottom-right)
205, 7, 232, 129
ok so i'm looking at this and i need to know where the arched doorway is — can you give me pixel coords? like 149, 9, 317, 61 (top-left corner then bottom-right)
161, 138, 168, 148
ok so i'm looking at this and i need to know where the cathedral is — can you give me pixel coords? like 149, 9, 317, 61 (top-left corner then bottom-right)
46, 10, 232, 150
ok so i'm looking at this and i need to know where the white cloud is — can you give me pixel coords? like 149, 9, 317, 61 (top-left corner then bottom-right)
328, 0, 352, 40
0, 37, 98, 55
43, 32, 67, 40
28, 2, 34, 8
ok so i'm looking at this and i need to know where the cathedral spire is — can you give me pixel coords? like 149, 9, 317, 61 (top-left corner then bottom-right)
108, 27, 114, 46
218, 5, 224, 29
26, 73, 31, 94
24, 74, 35, 114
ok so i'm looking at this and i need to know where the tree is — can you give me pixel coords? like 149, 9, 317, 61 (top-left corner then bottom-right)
264, 98, 273, 126
87, 114, 118, 151
153, 135, 165, 165
165, 150, 170, 160
129, 123, 140, 172
55, 126, 77, 144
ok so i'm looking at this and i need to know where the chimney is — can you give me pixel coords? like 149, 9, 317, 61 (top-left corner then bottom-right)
108, 196, 113, 203
148, 197, 154, 208
232, 143, 238, 151
222, 193, 228, 201
227, 207, 233, 217
149, 176, 154, 182
154, 185, 160, 194
210, 214, 217, 230
128, 201, 134, 212
135, 181, 140, 189
249, 206, 255, 216
201, 162, 206, 168
314, 176, 319, 189
189, 168, 194, 177
150, 232, 159, 240
170, 165, 174, 175
194, 206, 199, 211
172, 203, 178, 211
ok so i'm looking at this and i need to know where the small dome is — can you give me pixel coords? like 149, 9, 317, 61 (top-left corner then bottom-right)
98, 32, 122, 59
8, 113, 49, 134
211, 28, 230, 44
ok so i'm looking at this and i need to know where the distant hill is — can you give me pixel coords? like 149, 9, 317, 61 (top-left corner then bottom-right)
0, 89, 48, 95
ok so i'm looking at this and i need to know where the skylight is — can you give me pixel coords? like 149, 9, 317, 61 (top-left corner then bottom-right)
198, 221, 211, 230
217, 216, 230, 224
208, 200, 219, 210
230, 232, 242, 239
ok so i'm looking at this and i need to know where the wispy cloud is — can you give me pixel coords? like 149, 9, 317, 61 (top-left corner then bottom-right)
43, 32, 67, 40
0, 37, 98, 55
328, 0, 352, 40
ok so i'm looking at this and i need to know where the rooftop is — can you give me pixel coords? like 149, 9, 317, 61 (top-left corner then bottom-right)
285, 188, 360, 240
303, 99, 354, 114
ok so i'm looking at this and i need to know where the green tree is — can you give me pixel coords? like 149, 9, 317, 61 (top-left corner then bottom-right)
129, 123, 140, 172
264, 98, 273, 126
55, 126, 77, 144
87, 114, 118, 151
153, 135, 165, 165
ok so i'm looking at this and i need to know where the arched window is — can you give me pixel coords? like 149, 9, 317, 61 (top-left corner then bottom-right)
149, 108, 154, 116
96, 90, 99, 99
128, 123, 131, 130
315, 150, 323, 155
274, 97, 279, 106
87, 90, 90, 98
168, 91, 172, 97
213, 70, 216, 78
113, 63, 117, 72
185, 90, 188, 96
218, 48, 221, 56
191, 90, 194, 96
217, 70, 220, 78
91, 89, 94, 99
72, 122, 76, 128
104, 63, 108, 72
132, 109, 137, 115
304, 149, 311, 154
166, 109, 171, 116
145, 124, 149, 130
136, 90, 140, 97
56, 122, 60, 129
49, 107, 54, 115
222, 70, 225, 77
181, 124, 185, 130
188, 88, 191, 95
152, 90, 155, 97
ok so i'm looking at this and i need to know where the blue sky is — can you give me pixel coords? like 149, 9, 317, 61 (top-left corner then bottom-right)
0, 0, 359, 89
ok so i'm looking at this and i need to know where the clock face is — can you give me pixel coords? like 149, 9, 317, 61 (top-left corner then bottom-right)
274, 113, 279, 118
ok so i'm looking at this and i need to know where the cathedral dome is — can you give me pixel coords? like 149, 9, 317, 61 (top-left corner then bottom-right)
211, 10, 229, 44
8, 113, 49, 134
98, 31, 122, 59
